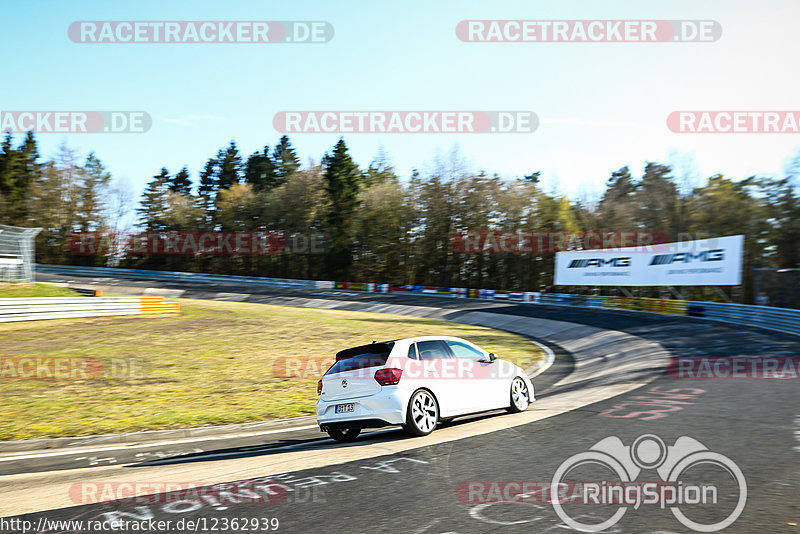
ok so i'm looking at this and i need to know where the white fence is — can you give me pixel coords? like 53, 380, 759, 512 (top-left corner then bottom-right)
0, 296, 179, 323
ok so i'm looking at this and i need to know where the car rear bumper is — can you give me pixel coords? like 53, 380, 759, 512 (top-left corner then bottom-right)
316, 387, 406, 429
319, 418, 396, 432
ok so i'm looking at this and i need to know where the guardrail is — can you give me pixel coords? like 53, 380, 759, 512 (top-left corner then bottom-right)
0, 296, 179, 323
684, 300, 800, 335
33, 264, 800, 336
35, 264, 325, 289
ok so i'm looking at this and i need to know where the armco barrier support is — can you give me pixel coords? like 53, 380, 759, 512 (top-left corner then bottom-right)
0, 296, 179, 323
72, 287, 103, 297
34, 264, 800, 336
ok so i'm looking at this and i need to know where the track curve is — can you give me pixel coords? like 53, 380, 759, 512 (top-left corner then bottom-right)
2, 272, 798, 533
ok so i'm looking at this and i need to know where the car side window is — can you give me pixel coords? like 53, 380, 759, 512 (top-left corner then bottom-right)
416, 340, 451, 360
407, 343, 418, 359
445, 340, 484, 360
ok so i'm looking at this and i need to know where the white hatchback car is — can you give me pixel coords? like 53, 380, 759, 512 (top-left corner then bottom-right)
316, 336, 535, 441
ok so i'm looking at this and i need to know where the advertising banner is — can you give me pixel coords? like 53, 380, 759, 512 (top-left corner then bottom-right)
554, 235, 744, 286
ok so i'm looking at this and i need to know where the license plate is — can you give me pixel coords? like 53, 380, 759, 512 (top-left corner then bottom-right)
335, 403, 355, 414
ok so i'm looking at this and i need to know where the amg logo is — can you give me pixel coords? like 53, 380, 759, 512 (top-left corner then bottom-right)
567, 257, 631, 268
649, 249, 724, 265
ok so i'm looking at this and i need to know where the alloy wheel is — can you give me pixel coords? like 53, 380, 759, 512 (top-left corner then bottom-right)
410, 390, 438, 433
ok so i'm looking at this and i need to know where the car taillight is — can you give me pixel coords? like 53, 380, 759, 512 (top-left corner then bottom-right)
374, 368, 402, 386
317, 380, 323, 395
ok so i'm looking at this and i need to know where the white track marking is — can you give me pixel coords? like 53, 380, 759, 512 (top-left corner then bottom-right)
527, 339, 556, 378
0, 425, 319, 462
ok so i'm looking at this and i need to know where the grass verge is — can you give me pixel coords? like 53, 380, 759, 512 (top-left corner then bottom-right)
0, 298, 543, 440
0, 283, 79, 298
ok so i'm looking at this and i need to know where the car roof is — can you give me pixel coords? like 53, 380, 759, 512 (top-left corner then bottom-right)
341, 336, 473, 353
392, 335, 470, 344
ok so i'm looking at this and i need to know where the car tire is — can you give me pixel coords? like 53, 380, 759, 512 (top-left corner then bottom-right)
404, 389, 439, 437
507, 376, 530, 413
327, 428, 361, 442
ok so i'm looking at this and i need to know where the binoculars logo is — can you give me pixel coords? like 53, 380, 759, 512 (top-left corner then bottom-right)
551, 434, 746, 532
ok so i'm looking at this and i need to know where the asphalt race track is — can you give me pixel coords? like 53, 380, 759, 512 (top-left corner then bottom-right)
3, 271, 799, 533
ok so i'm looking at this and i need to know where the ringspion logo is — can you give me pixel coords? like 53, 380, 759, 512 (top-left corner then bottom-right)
273, 111, 538, 134
551, 434, 746, 532
68, 21, 333, 43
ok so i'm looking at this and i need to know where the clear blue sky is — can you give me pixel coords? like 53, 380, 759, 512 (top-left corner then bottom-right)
2, 0, 798, 199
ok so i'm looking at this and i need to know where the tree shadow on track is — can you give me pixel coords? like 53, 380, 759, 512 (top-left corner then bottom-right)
127, 407, 533, 469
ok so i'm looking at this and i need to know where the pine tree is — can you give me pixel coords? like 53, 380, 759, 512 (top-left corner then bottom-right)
17, 131, 40, 186
170, 166, 192, 195
0, 132, 15, 203
197, 157, 218, 227
8, 132, 41, 224
0, 132, 37, 224
198, 158, 217, 198
137, 168, 170, 231
244, 147, 278, 191
273, 135, 300, 186
604, 166, 637, 199
598, 166, 637, 229
322, 139, 362, 277
216, 141, 242, 190
635, 162, 678, 236
364, 147, 397, 186
77, 152, 111, 232
523, 171, 541, 184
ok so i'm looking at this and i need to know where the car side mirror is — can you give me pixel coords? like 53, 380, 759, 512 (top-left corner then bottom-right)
488, 353, 497, 362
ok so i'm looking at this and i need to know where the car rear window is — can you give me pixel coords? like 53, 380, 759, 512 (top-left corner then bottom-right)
325, 342, 395, 374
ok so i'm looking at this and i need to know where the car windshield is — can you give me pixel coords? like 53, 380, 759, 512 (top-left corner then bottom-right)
325, 342, 395, 374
